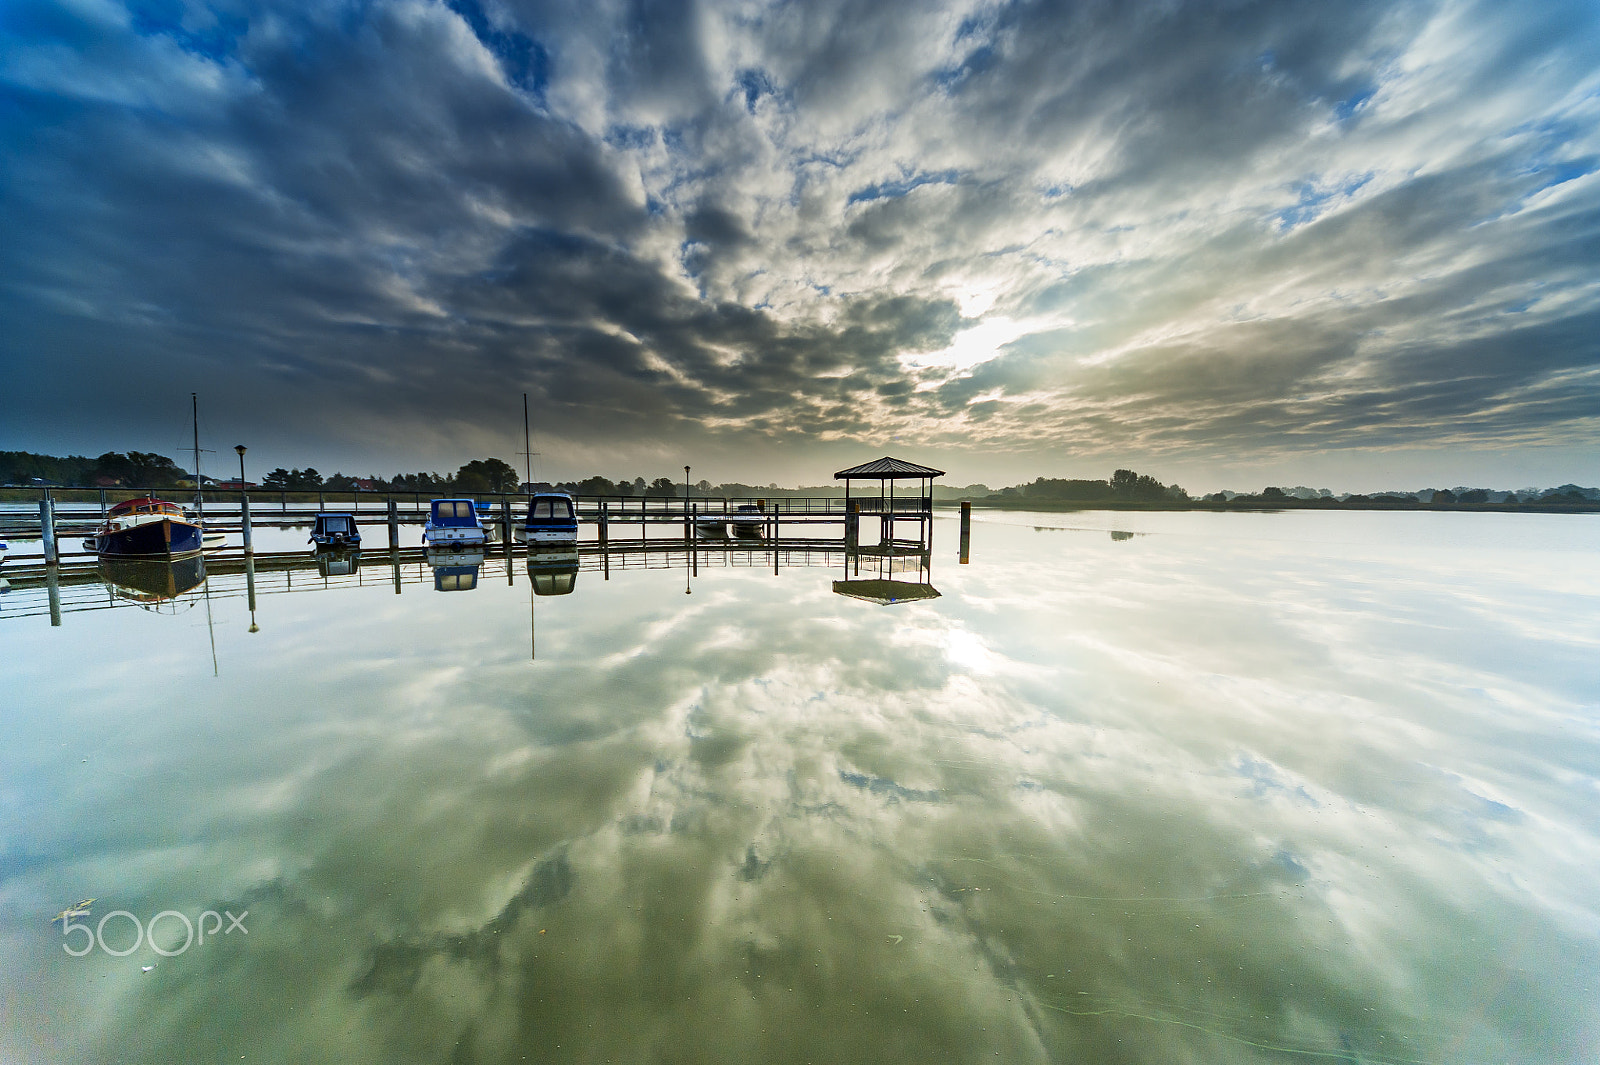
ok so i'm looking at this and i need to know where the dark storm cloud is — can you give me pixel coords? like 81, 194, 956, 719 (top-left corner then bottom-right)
1, 0, 1596, 478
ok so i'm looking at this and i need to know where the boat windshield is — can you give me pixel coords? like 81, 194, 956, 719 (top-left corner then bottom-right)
431, 501, 477, 525
528, 498, 574, 521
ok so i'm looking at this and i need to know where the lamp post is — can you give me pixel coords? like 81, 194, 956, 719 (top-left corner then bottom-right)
683, 465, 691, 549
234, 444, 254, 556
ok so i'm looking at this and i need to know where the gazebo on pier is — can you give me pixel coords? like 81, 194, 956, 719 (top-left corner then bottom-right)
835, 456, 945, 549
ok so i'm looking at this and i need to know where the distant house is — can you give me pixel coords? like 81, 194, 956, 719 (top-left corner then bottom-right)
354, 478, 376, 491
214, 479, 258, 490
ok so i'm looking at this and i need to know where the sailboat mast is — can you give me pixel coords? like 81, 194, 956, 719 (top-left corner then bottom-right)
523, 392, 531, 489
192, 392, 203, 518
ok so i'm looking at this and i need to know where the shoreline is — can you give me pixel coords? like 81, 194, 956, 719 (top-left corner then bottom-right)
938, 498, 1600, 515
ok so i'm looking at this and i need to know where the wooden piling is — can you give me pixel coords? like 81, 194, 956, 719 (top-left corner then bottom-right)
959, 501, 971, 564
245, 555, 259, 631
387, 499, 399, 549
40, 497, 58, 564
240, 490, 254, 555
47, 563, 61, 626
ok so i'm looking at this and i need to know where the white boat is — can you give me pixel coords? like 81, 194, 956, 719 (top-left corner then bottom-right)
422, 499, 487, 547
427, 544, 486, 591
521, 492, 578, 544
729, 503, 765, 538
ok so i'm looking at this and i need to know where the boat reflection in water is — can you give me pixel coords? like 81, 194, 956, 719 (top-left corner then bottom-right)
427, 546, 485, 592
526, 547, 578, 596
315, 548, 362, 578
99, 554, 208, 608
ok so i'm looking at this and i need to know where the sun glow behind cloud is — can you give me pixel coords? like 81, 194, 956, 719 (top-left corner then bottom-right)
901, 316, 1037, 376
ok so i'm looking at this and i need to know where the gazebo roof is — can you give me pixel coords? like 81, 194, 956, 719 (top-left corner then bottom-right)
833, 456, 946, 479
832, 579, 943, 605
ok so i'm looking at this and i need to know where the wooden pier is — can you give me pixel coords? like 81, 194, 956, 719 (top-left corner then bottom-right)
0, 488, 938, 561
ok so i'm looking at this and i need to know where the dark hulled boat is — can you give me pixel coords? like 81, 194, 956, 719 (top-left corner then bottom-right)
310, 512, 362, 548
100, 554, 208, 603
91, 498, 204, 559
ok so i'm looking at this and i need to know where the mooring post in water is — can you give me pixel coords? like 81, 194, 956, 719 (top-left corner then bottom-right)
959, 501, 971, 564
387, 498, 399, 549
47, 563, 61, 627
245, 555, 259, 632
40, 497, 58, 565
846, 500, 860, 553
390, 548, 402, 595
240, 491, 254, 555
599, 501, 609, 547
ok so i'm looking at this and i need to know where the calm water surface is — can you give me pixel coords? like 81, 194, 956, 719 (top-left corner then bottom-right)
2, 511, 1598, 1063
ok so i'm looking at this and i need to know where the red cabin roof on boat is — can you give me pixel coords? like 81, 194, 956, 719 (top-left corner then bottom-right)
108, 497, 186, 517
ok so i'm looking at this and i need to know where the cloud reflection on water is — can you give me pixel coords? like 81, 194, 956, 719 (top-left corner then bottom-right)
2, 512, 1598, 1062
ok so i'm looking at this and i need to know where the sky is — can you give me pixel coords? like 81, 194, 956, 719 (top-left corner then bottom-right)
2, 0, 1598, 493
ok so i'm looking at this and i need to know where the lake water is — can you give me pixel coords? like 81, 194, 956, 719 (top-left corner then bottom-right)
2, 511, 1598, 1063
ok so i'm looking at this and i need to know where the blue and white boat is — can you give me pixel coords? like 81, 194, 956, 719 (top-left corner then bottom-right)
309, 512, 362, 548
89, 497, 204, 559
423, 499, 487, 547
526, 546, 578, 595
521, 492, 578, 544
427, 545, 485, 591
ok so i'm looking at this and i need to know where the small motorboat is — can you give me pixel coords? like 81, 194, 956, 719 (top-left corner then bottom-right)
729, 503, 765, 539
693, 517, 727, 537
521, 492, 578, 545
87, 497, 204, 559
526, 546, 578, 595
310, 512, 362, 548
423, 499, 487, 547
427, 544, 485, 591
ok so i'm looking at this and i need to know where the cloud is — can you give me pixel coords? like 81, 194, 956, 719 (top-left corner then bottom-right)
1, 0, 1597, 484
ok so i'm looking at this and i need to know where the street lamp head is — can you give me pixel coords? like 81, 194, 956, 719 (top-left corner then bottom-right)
234, 444, 247, 457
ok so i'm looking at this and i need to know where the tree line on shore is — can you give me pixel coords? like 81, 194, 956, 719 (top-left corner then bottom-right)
1, 450, 791, 499
5, 450, 1593, 507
